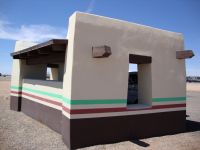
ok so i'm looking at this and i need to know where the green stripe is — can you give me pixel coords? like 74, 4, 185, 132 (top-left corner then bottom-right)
11, 86, 62, 100
11, 86, 22, 91
63, 97, 70, 104
11, 86, 186, 104
152, 97, 186, 102
63, 97, 126, 105
11, 86, 126, 105
22, 87, 63, 99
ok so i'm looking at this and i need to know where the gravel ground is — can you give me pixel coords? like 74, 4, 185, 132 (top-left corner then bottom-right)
0, 80, 200, 150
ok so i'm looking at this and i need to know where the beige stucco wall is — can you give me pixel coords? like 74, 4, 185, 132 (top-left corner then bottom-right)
22, 79, 63, 110
11, 41, 33, 87
66, 12, 186, 104
138, 64, 152, 105
63, 13, 77, 101
49, 63, 65, 81
50, 68, 59, 80
11, 41, 47, 88
58, 63, 64, 81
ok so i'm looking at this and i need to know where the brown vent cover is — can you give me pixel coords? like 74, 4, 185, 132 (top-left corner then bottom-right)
92, 45, 112, 58
176, 50, 194, 59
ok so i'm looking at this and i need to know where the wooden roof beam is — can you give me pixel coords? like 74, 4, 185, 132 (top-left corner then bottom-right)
11, 39, 68, 59
51, 44, 66, 52
19, 53, 28, 59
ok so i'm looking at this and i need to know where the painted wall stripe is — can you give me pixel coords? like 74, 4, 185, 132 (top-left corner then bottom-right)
11, 91, 22, 94
152, 97, 186, 102
11, 86, 22, 91
68, 103, 186, 114
11, 87, 126, 105
62, 104, 185, 115
11, 86, 63, 100
22, 92, 62, 107
63, 97, 126, 105
11, 91, 62, 107
23, 87, 62, 99
22, 94, 62, 110
152, 101, 186, 106
11, 86, 186, 105
69, 107, 186, 119
10, 91, 186, 115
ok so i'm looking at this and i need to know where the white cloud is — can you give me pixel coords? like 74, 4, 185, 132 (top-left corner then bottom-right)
0, 19, 67, 42
85, 0, 96, 13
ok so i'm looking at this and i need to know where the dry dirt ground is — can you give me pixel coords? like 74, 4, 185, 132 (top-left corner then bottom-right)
0, 78, 200, 150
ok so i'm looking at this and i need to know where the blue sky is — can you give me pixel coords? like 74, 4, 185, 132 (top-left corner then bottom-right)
0, 0, 199, 75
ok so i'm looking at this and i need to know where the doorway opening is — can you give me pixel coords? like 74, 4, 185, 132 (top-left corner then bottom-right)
127, 54, 152, 107
46, 64, 59, 81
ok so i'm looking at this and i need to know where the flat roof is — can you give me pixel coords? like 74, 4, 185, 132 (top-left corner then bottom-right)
11, 39, 68, 59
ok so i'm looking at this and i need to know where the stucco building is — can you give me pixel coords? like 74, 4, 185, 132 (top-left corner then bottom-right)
10, 12, 194, 149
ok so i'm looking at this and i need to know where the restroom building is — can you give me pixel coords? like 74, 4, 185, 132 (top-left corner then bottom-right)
10, 12, 194, 149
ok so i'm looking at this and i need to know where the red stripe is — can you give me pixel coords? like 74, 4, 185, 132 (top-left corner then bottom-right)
11, 90, 186, 115
69, 107, 127, 114
22, 92, 62, 107
11, 90, 62, 107
126, 103, 186, 111
152, 103, 186, 109
67, 104, 185, 114
63, 103, 186, 114
62, 106, 70, 113
62, 106, 126, 114
11, 91, 22, 94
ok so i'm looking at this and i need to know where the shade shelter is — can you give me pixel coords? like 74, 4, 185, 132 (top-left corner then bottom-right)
10, 12, 194, 149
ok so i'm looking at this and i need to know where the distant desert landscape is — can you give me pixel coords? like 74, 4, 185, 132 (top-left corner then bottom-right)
187, 83, 200, 92
0, 77, 200, 150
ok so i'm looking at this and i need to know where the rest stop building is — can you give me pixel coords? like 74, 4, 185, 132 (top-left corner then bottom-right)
10, 12, 194, 149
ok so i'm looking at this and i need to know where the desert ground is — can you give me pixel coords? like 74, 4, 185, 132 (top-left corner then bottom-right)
0, 77, 200, 150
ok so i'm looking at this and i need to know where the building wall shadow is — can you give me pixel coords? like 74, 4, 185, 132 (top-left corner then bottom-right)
186, 120, 200, 132
129, 119, 200, 148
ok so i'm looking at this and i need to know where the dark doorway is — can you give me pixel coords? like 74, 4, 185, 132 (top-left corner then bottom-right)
127, 64, 138, 104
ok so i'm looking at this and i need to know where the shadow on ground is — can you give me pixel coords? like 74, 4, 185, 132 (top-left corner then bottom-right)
130, 139, 150, 147
186, 120, 200, 132
129, 119, 200, 148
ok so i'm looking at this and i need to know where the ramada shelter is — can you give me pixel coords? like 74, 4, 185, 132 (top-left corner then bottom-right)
10, 12, 194, 149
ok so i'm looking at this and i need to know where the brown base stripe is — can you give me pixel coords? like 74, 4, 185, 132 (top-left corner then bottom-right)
10, 96, 186, 149
64, 110, 186, 149
21, 97, 62, 133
